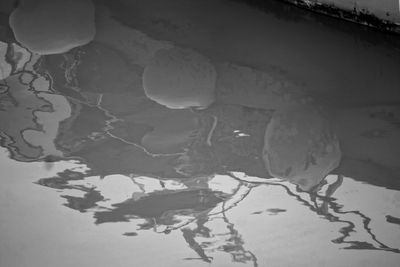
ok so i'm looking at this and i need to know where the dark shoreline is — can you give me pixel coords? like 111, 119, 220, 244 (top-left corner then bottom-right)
236, 0, 400, 34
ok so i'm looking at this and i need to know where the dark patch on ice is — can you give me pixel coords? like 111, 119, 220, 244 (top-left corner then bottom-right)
252, 208, 286, 215
123, 232, 138, 237
386, 215, 400, 226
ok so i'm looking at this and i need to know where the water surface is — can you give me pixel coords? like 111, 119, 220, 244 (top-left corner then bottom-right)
1, 0, 400, 266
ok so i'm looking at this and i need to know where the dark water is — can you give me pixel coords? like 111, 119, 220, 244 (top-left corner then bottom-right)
1, 0, 400, 266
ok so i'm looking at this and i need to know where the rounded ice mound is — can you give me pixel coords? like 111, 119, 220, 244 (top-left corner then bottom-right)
9, 0, 95, 55
0, 41, 11, 81
143, 47, 216, 109
262, 105, 341, 191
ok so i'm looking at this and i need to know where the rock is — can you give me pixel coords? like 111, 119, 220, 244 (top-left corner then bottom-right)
0, 41, 11, 80
143, 47, 216, 109
9, 0, 95, 55
262, 104, 341, 191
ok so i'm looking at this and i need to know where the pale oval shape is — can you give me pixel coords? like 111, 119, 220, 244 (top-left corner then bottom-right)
143, 47, 216, 109
263, 104, 341, 191
0, 41, 11, 80
9, 0, 95, 55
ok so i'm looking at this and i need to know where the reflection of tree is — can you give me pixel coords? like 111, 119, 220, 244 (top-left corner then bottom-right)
28, 49, 276, 266
322, 177, 400, 253
35, 161, 400, 266
93, 188, 226, 225
313, 176, 400, 253
37, 167, 260, 264
182, 217, 213, 263
10, 27, 397, 261
229, 173, 400, 254
62, 188, 104, 213
0, 43, 75, 162
178, 181, 259, 266
220, 214, 259, 267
